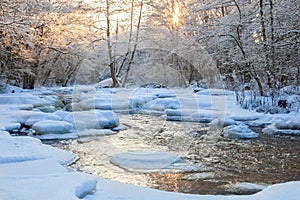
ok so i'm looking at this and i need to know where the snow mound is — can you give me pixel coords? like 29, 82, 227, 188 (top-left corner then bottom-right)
63, 110, 119, 130
111, 151, 198, 172
32, 120, 74, 135
223, 124, 258, 139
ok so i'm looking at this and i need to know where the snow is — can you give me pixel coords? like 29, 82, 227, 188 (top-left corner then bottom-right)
0, 93, 49, 107
86, 179, 300, 200
111, 151, 198, 172
0, 132, 76, 165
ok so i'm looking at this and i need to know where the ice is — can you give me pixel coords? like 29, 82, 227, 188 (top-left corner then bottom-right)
32, 120, 74, 135
223, 124, 258, 139
111, 151, 198, 172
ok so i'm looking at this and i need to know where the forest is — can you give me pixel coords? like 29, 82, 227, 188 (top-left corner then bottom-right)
1, 0, 299, 108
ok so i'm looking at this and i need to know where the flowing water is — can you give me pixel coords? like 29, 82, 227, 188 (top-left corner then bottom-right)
52, 114, 300, 195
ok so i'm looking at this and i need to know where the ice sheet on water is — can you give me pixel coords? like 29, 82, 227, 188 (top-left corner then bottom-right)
111, 151, 198, 172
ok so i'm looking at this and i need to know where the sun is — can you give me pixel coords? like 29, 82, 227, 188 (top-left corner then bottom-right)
172, 14, 179, 24
171, 2, 182, 27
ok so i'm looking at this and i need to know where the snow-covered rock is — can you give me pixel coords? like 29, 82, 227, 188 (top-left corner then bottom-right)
142, 98, 180, 111
24, 112, 62, 126
111, 151, 198, 172
63, 110, 119, 129
223, 124, 258, 139
32, 120, 74, 135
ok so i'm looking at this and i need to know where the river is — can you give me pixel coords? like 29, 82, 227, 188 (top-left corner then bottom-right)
52, 114, 300, 195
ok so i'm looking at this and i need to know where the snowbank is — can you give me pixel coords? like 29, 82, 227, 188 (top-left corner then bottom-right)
86, 179, 300, 200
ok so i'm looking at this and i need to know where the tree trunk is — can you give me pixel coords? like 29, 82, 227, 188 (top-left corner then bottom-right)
122, 0, 143, 87
106, 0, 119, 87
23, 73, 35, 89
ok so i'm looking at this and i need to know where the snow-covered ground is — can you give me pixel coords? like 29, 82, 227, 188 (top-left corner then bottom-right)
0, 85, 300, 199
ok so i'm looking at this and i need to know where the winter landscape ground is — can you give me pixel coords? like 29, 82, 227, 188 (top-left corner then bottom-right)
0, 85, 299, 199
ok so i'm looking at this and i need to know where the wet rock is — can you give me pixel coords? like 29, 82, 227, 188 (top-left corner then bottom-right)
224, 182, 267, 195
